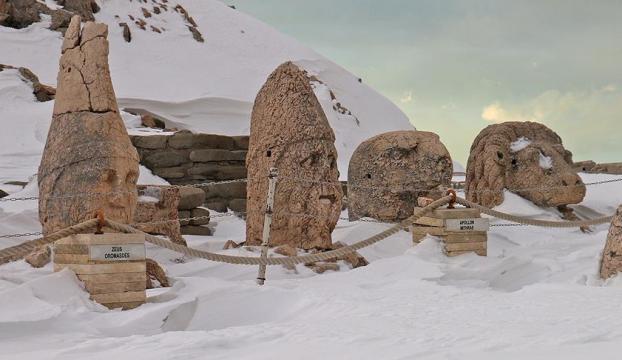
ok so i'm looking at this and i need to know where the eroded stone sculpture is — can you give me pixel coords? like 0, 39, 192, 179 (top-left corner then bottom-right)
134, 186, 186, 246
348, 131, 452, 221
600, 206, 622, 280
465, 121, 585, 208
246, 62, 342, 250
38, 16, 139, 235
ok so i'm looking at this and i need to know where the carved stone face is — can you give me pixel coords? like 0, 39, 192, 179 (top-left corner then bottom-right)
270, 139, 342, 249
503, 141, 586, 206
348, 131, 453, 221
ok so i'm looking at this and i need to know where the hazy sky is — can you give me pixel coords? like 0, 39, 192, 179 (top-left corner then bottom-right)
235, 0, 621, 165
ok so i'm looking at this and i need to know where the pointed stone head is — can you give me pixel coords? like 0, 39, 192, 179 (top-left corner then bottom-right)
246, 62, 342, 249
38, 16, 139, 235
348, 131, 453, 221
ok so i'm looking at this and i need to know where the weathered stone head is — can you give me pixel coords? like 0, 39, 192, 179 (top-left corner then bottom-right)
348, 131, 452, 221
246, 61, 342, 250
38, 16, 139, 235
466, 121, 585, 208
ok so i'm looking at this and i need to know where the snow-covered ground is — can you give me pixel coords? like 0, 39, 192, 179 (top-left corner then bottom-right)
1, 173, 622, 359
2, 0, 622, 358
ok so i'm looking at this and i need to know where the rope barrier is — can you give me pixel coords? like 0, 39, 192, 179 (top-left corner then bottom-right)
455, 197, 613, 228
103, 195, 454, 266
0, 219, 99, 265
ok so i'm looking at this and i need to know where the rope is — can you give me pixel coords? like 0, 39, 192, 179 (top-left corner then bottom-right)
455, 197, 613, 228
0, 218, 99, 265
104, 195, 453, 266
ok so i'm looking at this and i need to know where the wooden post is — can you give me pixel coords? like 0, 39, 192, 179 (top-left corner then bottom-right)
257, 167, 278, 285
412, 207, 489, 256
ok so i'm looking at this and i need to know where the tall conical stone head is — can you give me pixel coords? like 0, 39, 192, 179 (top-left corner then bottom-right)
38, 16, 139, 235
246, 61, 343, 249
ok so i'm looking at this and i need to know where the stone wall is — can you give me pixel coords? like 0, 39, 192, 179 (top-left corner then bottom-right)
130, 130, 249, 213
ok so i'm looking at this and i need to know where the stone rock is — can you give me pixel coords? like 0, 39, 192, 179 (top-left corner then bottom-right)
590, 162, 622, 175
193, 133, 234, 149
246, 62, 343, 250
573, 160, 596, 172
119, 22, 131, 42
152, 166, 187, 179
17, 67, 55, 102
232, 135, 249, 150
190, 207, 210, 225
203, 181, 246, 200
306, 262, 339, 274
180, 225, 212, 236
146, 258, 169, 288
178, 187, 206, 210
24, 245, 51, 268
135, 186, 186, 245
274, 244, 297, 257
205, 199, 228, 213
348, 131, 452, 222
600, 206, 622, 279
228, 198, 246, 213
144, 151, 187, 168
57, 0, 98, 22
0, 189, 8, 198
465, 121, 585, 208
223, 240, 241, 249
168, 130, 194, 149
38, 17, 140, 236
188, 26, 204, 43
132, 135, 168, 149
189, 149, 246, 162
331, 241, 368, 268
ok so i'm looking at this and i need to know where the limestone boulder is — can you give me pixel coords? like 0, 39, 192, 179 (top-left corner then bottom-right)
465, 121, 585, 208
38, 16, 139, 236
348, 131, 452, 222
246, 61, 342, 250
178, 187, 206, 210
600, 206, 622, 279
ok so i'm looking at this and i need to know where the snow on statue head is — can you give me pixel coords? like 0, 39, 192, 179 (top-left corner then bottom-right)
347, 131, 453, 222
246, 61, 343, 250
38, 16, 139, 235
465, 121, 585, 208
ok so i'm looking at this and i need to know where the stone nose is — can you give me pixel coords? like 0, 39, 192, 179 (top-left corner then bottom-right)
560, 173, 583, 187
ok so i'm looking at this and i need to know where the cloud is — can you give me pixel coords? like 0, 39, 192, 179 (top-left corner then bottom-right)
481, 102, 536, 123
399, 90, 413, 104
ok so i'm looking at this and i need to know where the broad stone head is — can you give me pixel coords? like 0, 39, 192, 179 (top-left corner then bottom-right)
348, 131, 453, 221
38, 17, 139, 235
466, 121, 586, 208
246, 62, 342, 249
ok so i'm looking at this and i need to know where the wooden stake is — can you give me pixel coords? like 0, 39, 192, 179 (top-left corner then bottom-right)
257, 167, 278, 285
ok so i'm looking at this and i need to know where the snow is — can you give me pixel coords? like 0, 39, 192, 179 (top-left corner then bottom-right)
510, 136, 532, 152
1, 1, 622, 358
539, 152, 553, 169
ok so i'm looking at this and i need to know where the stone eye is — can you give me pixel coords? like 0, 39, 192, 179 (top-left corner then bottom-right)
497, 151, 504, 160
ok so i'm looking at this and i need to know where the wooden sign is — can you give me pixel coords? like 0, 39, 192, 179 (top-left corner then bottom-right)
445, 218, 489, 232
90, 244, 145, 261
54, 233, 146, 310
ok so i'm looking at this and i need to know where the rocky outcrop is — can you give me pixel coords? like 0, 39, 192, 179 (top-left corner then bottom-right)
348, 131, 452, 222
0, 64, 55, 102
130, 131, 248, 212
38, 16, 139, 235
600, 206, 622, 280
246, 62, 342, 250
574, 161, 622, 175
465, 121, 585, 208
0, 0, 97, 33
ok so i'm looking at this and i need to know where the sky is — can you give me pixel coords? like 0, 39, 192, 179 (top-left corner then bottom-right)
235, 0, 621, 165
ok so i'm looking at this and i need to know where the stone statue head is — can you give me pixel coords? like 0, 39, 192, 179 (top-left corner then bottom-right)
348, 131, 453, 221
38, 16, 139, 235
466, 121, 586, 208
246, 62, 342, 249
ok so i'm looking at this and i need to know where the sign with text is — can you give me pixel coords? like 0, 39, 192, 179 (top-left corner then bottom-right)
89, 244, 146, 261
445, 218, 489, 232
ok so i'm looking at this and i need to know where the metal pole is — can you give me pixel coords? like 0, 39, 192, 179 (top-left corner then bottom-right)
256, 167, 278, 285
